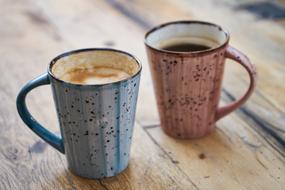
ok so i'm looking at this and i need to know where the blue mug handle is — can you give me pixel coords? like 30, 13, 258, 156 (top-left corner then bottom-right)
16, 73, 65, 153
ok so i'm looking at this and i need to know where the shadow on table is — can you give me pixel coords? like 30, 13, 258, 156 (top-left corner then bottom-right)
53, 166, 134, 189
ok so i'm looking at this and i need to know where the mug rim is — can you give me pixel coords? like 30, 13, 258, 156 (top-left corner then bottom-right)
144, 20, 230, 55
48, 48, 142, 87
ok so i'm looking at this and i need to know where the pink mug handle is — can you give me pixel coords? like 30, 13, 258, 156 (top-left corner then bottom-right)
215, 46, 257, 121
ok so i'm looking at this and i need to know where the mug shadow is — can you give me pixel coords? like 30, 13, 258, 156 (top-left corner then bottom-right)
52, 169, 102, 189
161, 124, 229, 142
151, 124, 237, 160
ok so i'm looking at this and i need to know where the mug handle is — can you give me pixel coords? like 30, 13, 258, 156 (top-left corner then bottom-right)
215, 46, 257, 121
16, 73, 65, 153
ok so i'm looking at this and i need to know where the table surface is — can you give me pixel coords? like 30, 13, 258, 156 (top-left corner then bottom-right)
1, 0, 285, 189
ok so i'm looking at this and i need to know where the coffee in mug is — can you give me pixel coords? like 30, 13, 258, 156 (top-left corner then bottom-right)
159, 37, 216, 52
51, 51, 139, 85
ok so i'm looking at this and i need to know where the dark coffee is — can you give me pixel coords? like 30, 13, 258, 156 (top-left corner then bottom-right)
161, 43, 211, 52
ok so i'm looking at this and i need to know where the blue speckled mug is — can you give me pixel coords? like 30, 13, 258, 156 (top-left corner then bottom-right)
16, 48, 142, 179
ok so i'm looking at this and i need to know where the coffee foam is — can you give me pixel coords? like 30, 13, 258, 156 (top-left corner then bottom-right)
51, 51, 139, 85
60, 67, 131, 85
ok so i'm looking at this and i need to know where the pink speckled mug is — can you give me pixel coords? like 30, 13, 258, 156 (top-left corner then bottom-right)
145, 21, 257, 138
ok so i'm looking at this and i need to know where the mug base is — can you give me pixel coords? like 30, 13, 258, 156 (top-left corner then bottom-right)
161, 126, 216, 139
68, 163, 129, 179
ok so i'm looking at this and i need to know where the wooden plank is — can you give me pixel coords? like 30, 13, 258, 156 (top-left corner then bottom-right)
222, 69, 285, 154
145, 113, 285, 190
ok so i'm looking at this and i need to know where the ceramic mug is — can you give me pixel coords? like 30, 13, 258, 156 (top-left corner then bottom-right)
145, 21, 256, 138
16, 48, 142, 179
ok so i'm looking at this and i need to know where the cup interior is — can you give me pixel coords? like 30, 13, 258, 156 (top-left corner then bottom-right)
50, 49, 141, 85
145, 21, 229, 52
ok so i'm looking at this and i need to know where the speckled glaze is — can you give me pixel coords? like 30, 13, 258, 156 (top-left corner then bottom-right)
145, 21, 256, 139
16, 49, 141, 179
50, 74, 140, 178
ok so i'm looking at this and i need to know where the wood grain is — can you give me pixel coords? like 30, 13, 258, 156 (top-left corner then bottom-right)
0, 0, 285, 189
145, 113, 285, 190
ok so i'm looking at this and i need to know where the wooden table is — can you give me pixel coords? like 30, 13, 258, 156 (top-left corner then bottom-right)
1, 0, 285, 189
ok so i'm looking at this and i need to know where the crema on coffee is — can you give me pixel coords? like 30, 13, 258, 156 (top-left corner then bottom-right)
51, 50, 139, 85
